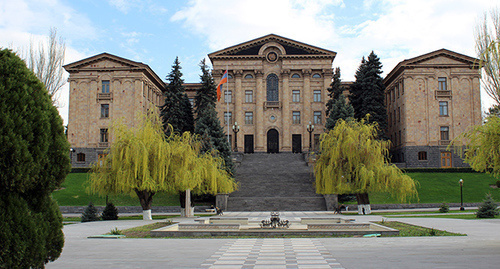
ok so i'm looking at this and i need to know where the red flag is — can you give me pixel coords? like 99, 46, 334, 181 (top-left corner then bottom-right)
216, 70, 228, 101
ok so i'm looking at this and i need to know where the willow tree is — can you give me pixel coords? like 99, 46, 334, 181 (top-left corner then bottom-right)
315, 118, 417, 214
449, 116, 500, 178
89, 110, 236, 220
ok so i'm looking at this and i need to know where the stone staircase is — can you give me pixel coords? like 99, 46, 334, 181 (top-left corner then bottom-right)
227, 153, 326, 211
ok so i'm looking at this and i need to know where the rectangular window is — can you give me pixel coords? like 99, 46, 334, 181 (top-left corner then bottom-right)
396, 85, 399, 98
224, 90, 232, 103
313, 111, 322, 124
418, 151, 427, 161
245, 112, 253, 125
100, 128, 108, 143
189, 98, 194, 108
314, 134, 320, 151
401, 81, 404, 95
102, 80, 110, 93
398, 107, 401, 122
440, 126, 449, 141
439, 101, 448, 116
224, 112, 232, 125
292, 111, 301, 124
100, 104, 109, 118
438, 77, 447, 91
313, 90, 321, 102
245, 90, 253, 103
76, 153, 86, 162
292, 90, 300, 102
399, 130, 402, 144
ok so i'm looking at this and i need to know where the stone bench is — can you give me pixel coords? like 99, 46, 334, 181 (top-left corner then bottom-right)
209, 217, 248, 225
178, 224, 240, 231
307, 223, 371, 230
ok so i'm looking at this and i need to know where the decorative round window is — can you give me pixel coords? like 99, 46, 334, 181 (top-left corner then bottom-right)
266, 51, 278, 63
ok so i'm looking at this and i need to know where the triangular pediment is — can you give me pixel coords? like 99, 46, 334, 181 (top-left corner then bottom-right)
404, 49, 478, 67
64, 53, 146, 71
384, 49, 480, 84
208, 34, 336, 58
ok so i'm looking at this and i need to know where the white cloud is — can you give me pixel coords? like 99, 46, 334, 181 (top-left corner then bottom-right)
171, 0, 344, 51
0, 0, 96, 124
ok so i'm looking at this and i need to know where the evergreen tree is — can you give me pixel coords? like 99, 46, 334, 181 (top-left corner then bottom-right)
194, 60, 233, 174
101, 202, 119, 220
476, 194, 499, 218
160, 57, 194, 135
349, 51, 388, 138
0, 48, 70, 267
326, 67, 344, 117
81, 201, 100, 222
325, 94, 354, 130
194, 59, 217, 118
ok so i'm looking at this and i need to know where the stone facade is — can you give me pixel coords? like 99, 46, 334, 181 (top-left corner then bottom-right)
64, 53, 165, 167
64, 37, 482, 168
384, 49, 482, 168
208, 34, 336, 153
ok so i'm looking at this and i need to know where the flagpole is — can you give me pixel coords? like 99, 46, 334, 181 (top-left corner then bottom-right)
226, 66, 230, 148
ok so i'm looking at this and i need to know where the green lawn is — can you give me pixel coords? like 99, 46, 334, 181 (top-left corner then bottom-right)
52, 173, 180, 206
53, 172, 500, 206
369, 172, 500, 204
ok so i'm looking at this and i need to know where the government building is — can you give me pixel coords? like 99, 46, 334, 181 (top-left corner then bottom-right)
64, 34, 481, 168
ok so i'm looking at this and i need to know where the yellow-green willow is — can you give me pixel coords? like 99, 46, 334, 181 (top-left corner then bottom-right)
314, 118, 418, 203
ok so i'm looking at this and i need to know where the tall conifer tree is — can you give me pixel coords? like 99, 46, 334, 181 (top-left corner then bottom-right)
349, 51, 387, 138
325, 94, 354, 130
325, 67, 344, 117
194, 59, 233, 174
160, 57, 194, 135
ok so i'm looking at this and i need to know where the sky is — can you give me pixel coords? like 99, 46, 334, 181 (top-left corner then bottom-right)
0, 0, 497, 124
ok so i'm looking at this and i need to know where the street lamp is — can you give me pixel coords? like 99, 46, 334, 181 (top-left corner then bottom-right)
459, 179, 464, 211
70, 148, 75, 163
306, 121, 315, 152
232, 121, 240, 152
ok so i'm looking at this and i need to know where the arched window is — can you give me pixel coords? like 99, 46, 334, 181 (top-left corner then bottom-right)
291, 73, 301, 78
228, 74, 233, 79
266, 74, 279, 102
312, 73, 321, 78
244, 74, 254, 79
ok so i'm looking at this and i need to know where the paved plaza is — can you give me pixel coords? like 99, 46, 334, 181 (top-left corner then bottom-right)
47, 211, 500, 269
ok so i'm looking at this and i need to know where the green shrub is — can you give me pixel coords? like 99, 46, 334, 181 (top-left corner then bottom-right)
496, 180, 500, 188
81, 201, 100, 222
110, 227, 123, 235
476, 194, 500, 218
439, 203, 449, 213
101, 202, 119, 220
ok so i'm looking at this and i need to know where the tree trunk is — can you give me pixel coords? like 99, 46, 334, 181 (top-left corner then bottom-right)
134, 189, 155, 220
356, 193, 371, 215
356, 193, 370, 205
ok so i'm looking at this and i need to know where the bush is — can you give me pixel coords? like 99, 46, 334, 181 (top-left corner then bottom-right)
81, 201, 100, 222
110, 227, 123, 235
439, 202, 449, 213
496, 180, 500, 188
101, 202, 119, 220
476, 194, 500, 218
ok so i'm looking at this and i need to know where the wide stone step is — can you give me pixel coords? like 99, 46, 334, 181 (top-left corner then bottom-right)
227, 197, 326, 212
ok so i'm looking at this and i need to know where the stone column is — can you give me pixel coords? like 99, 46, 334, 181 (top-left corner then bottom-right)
302, 69, 312, 152
255, 70, 265, 152
281, 69, 291, 151
234, 70, 243, 152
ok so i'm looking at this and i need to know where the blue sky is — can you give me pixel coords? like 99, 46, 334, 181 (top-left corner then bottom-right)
0, 0, 496, 124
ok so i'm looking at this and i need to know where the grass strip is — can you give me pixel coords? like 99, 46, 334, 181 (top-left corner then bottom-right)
375, 221, 466, 236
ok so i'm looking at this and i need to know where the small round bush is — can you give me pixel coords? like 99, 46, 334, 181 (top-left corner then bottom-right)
439, 202, 449, 213
101, 202, 119, 220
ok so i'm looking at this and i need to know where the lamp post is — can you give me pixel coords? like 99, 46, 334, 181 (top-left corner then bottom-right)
232, 121, 240, 152
306, 121, 314, 152
70, 148, 75, 163
459, 179, 464, 211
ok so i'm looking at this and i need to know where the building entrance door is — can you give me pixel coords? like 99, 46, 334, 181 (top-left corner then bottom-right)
292, 134, 302, 153
441, 152, 452, 168
267, 129, 279, 153
244, 135, 254, 153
